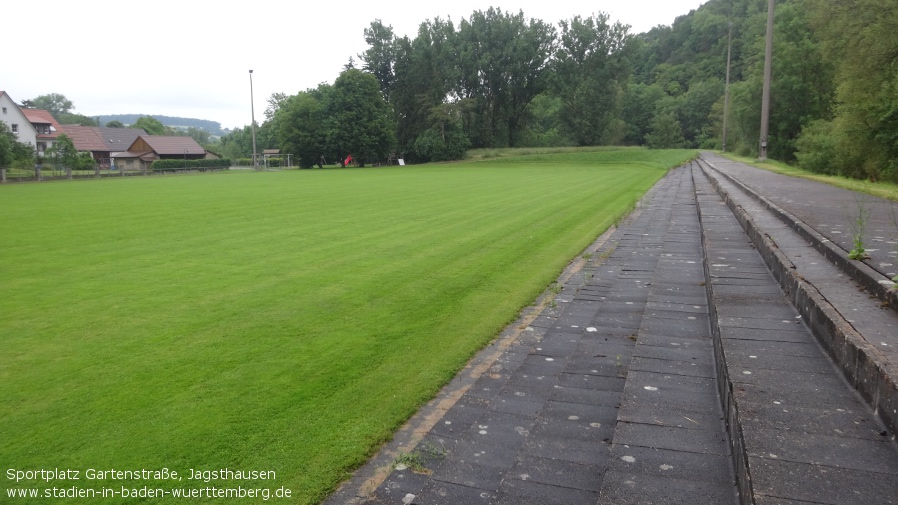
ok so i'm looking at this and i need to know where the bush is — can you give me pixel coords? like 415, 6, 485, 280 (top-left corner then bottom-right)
151, 159, 232, 171
795, 120, 838, 175
645, 112, 686, 149
77, 153, 97, 171
413, 127, 471, 162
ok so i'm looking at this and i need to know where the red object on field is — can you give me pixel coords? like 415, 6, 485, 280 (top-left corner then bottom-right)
345, 155, 353, 165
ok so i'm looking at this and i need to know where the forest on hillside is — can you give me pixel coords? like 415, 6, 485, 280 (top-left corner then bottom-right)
216, 0, 896, 181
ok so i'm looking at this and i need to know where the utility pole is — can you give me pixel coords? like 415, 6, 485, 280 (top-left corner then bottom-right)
759, 0, 774, 161
722, 22, 733, 152
249, 69, 258, 169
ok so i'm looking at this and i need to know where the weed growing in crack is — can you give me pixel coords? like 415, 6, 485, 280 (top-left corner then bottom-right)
393, 451, 428, 474
847, 193, 872, 260
392, 441, 448, 475
419, 441, 448, 459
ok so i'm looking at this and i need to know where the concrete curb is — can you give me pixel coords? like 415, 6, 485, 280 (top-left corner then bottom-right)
691, 164, 755, 505
698, 158, 898, 438
700, 156, 898, 314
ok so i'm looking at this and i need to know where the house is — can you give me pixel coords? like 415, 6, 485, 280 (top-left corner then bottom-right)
59, 125, 146, 168
57, 125, 108, 162
127, 135, 205, 159
112, 135, 206, 171
21, 108, 61, 155
0, 90, 37, 147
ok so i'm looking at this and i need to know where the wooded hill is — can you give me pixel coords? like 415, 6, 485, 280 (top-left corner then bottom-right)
227, 0, 896, 181
98, 115, 224, 135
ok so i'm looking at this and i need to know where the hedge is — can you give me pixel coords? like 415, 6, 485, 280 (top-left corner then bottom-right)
151, 159, 232, 171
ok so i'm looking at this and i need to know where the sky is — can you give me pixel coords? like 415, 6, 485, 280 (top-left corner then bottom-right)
4, 0, 707, 131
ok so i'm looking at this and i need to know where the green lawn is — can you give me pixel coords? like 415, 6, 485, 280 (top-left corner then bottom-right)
0, 148, 694, 504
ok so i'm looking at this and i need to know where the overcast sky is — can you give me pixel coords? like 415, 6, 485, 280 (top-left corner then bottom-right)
4, 0, 707, 131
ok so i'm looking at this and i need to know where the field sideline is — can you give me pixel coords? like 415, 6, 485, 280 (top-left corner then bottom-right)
0, 149, 694, 504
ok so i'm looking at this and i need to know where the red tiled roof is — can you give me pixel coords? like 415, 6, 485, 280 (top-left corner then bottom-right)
57, 125, 108, 152
21, 109, 62, 139
133, 135, 205, 155
22, 108, 56, 124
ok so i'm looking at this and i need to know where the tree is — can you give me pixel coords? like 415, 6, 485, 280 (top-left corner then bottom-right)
131, 116, 167, 135
185, 127, 211, 145
325, 69, 395, 166
57, 113, 98, 126
455, 8, 556, 147
553, 13, 633, 146
46, 133, 79, 170
803, 0, 898, 180
26, 93, 74, 118
620, 82, 666, 145
274, 85, 332, 168
412, 102, 471, 161
106, 120, 125, 128
389, 18, 458, 160
359, 20, 397, 97
645, 112, 686, 148
264, 92, 289, 121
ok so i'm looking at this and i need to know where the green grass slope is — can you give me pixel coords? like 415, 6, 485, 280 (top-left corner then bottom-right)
0, 149, 694, 503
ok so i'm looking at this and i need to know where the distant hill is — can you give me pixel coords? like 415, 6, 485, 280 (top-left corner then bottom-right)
98, 114, 223, 135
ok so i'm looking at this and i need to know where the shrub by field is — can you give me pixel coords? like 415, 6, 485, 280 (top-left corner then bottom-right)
0, 148, 694, 503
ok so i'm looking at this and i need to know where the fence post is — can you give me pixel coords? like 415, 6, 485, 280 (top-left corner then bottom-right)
35, 164, 42, 181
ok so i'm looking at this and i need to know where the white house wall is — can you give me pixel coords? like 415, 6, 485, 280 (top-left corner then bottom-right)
0, 92, 37, 147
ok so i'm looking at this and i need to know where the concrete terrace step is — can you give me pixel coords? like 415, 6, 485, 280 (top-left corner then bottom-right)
693, 161, 898, 504
697, 154, 898, 436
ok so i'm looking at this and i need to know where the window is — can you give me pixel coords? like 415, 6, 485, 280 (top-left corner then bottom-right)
2, 107, 7, 114
11, 124, 18, 133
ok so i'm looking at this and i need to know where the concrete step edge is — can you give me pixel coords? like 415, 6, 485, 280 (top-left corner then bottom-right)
696, 160, 898, 441
698, 156, 898, 315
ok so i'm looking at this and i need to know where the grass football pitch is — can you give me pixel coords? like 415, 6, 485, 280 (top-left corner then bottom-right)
0, 148, 694, 503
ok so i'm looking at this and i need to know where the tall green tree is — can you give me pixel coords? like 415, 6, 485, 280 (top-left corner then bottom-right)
325, 69, 395, 166
553, 13, 633, 146
389, 18, 458, 160
274, 85, 332, 168
359, 20, 397, 98
264, 92, 289, 121
131, 116, 167, 135
645, 111, 686, 148
803, 0, 898, 180
26, 93, 74, 118
455, 8, 556, 147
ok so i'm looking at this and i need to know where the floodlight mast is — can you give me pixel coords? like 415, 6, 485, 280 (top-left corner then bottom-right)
249, 70, 258, 169
758, 0, 774, 161
722, 22, 733, 152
